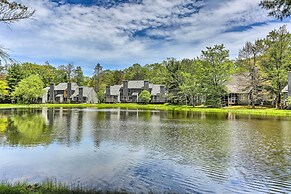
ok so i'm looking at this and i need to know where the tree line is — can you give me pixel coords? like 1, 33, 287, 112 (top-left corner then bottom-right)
1, 0, 291, 106
0, 25, 290, 107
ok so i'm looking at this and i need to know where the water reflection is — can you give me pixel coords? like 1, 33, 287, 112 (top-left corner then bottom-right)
0, 110, 53, 146
0, 108, 290, 193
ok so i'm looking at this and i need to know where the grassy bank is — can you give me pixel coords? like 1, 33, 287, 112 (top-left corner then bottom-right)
0, 181, 124, 194
0, 103, 291, 117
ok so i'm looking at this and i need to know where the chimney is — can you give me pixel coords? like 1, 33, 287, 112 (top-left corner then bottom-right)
79, 87, 84, 103
49, 83, 55, 103
144, 80, 149, 90
288, 72, 291, 96
123, 80, 128, 100
160, 85, 165, 95
106, 85, 110, 96
67, 82, 72, 102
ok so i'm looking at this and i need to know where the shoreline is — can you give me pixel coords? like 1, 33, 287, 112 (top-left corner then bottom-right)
0, 181, 120, 194
0, 103, 291, 117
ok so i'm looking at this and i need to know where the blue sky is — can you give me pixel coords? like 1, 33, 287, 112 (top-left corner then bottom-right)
0, 0, 290, 76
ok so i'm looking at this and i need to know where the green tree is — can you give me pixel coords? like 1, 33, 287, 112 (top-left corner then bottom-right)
261, 25, 291, 108
21, 62, 56, 86
164, 58, 184, 104
11, 75, 45, 104
58, 63, 74, 82
197, 44, 234, 107
260, 0, 291, 20
73, 66, 84, 85
124, 63, 146, 80
0, 80, 8, 98
6, 63, 26, 93
238, 40, 265, 108
94, 63, 102, 92
179, 59, 202, 106
144, 63, 168, 84
138, 90, 151, 104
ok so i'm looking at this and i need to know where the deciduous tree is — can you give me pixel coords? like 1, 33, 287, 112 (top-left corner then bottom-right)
197, 44, 234, 107
0, 80, 8, 98
11, 74, 45, 104
138, 90, 151, 104
239, 40, 265, 108
261, 25, 291, 108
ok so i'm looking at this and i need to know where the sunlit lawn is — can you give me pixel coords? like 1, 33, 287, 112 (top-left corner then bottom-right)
0, 103, 291, 116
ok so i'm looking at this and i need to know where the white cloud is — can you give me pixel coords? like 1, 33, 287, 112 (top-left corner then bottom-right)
0, 0, 289, 75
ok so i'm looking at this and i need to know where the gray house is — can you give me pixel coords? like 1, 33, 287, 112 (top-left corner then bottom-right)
224, 74, 252, 106
282, 72, 291, 100
42, 82, 98, 104
105, 80, 166, 103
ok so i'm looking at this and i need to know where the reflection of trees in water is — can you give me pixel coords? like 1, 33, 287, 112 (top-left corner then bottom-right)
0, 116, 8, 133
228, 120, 291, 183
90, 109, 291, 187
0, 108, 289, 187
5, 113, 54, 146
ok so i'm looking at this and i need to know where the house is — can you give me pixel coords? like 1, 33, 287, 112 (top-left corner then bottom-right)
223, 74, 252, 106
105, 80, 166, 103
282, 72, 291, 100
42, 82, 98, 103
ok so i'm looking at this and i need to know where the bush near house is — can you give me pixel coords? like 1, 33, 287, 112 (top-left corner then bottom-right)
138, 90, 151, 104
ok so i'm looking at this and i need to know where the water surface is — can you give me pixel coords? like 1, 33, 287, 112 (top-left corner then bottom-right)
0, 108, 290, 193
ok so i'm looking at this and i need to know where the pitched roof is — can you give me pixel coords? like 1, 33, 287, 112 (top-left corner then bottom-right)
226, 74, 252, 94
55, 82, 78, 91
71, 86, 95, 98
151, 84, 161, 95
282, 85, 288, 93
109, 85, 122, 96
127, 80, 146, 88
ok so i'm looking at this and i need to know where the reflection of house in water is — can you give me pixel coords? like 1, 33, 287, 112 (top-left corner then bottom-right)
42, 108, 85, 146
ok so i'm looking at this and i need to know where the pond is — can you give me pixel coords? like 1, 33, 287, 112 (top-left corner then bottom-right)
0, 108, 290, 193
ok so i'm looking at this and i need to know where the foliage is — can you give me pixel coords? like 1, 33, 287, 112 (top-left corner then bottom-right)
0, 80, 8, 97
124, 63, 147, 80
58, 63, 74, 82
238, 40, 266, 108
97, 90, 105, 103
197, 44, 234, 107
286, 96, 291, 108
260, 0, 291, 20
164, 58, 184, 104
0, 180, 110, 194
73, 66, 84, 85
94, 63, 102, 92
144, 63, 168, 84
261, 25, 291, 108
11, 75, 45, 104
138, 90, 151, 104
6, 63, 26, 93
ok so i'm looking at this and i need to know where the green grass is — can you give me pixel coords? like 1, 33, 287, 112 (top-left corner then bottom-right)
0, 181, 127, 194
0, 103, 291, 117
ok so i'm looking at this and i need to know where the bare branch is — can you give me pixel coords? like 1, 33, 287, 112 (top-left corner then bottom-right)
0, 0, 35, 23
